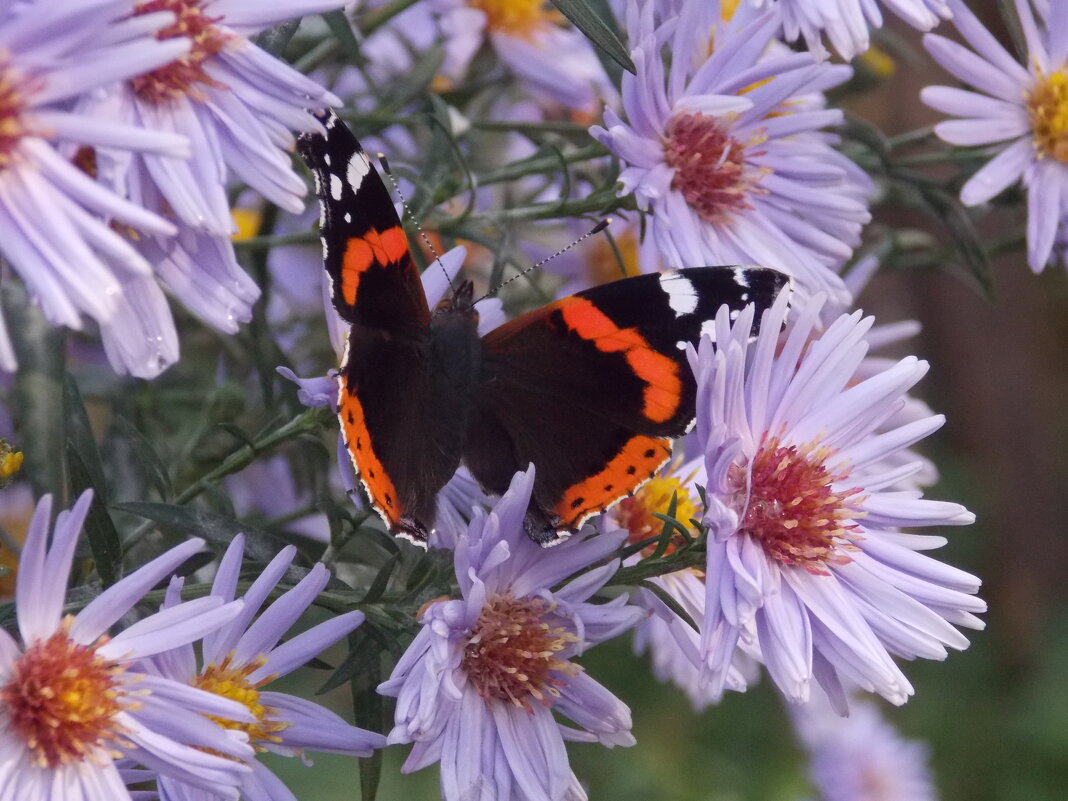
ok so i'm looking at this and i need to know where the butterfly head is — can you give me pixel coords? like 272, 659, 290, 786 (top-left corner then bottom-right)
433, 279, 479, 322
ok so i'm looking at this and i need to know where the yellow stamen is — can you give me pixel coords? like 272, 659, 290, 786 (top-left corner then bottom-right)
1028, 68, 1068, 163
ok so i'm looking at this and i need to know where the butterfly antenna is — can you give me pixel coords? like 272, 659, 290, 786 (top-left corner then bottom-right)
476, 218, 612, 302
377, 153, 456, 292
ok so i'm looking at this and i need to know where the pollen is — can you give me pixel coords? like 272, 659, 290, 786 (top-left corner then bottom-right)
0, 57, 33, 170
466, 0, 563, 39
1, 621, 127, 768
1027, 68, 1068, 163
663, 112, 765, 225
0, 438, 23, 487
194, 654, 287, 748
614, 467, 699, 555
735, 436, 864, 575
462, 594, 580, 711
131, 0, 231, 104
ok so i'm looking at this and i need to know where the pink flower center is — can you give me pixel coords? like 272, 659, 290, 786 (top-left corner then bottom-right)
130, 0, 231, 104
462, 594, 579, 711
663, 111, 763, 225
735, 436, 864, 575
0, 622, 126, 768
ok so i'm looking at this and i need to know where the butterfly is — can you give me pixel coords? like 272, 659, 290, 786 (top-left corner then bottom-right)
297, 111, 789, 546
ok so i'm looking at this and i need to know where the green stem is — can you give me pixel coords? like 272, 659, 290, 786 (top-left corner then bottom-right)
234, 231, 319, 252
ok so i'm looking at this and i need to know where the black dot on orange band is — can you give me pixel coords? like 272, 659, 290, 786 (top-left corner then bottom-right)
385, 494, 393, 507
604, 484, 614, 492
626, 466, 637, 475
571, 497, 585, 509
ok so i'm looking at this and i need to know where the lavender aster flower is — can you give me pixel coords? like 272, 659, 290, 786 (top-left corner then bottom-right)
754, 0, 951, 60
691, 291, 985, 709
141, 534, 386, 801
590, 1, 870, 304
792, 694, 938, 801
921, 0, 1068, 273
0, 490, 256, 801
430, 0, 615, 114
379, 466, 643, 801
78, 0, 348, 376
0, 1, 197, 373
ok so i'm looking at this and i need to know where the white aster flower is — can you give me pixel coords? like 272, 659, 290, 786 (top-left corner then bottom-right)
921, 0, 1068, 273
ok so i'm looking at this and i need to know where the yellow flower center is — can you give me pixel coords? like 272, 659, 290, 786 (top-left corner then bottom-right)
614, 470, 699, 554
584, 226, 642, 286
0, 57, 33, 170
0, 440, 23, 487
462, 594, 580, 711
734, 436, 864, 575
131, 0, 231, 104
466, 0, 562, 38
1027, 68, 1068, 163
194, 655, 287, 748
1, 621, 128, 768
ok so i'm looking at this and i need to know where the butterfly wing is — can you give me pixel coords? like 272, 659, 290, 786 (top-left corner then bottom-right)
299, 112, 441, 542
466, 266, 790, 543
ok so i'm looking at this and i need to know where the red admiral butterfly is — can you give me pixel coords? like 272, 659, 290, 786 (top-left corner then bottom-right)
298, 112, 789, 545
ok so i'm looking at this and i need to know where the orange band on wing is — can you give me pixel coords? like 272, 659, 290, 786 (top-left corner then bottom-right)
555, 435, 672, 528
339, 383, 403, 526
339, 226, 412, 306
559, 298, 682, 423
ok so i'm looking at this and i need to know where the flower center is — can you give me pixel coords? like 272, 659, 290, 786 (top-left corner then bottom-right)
615, 471, 699, 554
1027, 68, 1068, 163
462, 594, 580, 711
130, 0, 230, 104
735, 436, 863, 575
0, 58, 32, 170
1, 623, 126, 768
586, 226, 642, 286
663, 112, 762, 225
466, 0, 562, 38
194, 655, 287, 748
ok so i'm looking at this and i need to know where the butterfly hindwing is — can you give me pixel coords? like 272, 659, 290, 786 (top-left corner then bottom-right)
468, 267, 790, 542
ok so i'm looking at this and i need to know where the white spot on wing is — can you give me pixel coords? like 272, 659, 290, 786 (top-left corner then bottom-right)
699, 319, 717, 341
330, 173, 342, 201
347, 152, 371, 192
324, 153, 331, 166
658, 271, 698, 317
344, 212, 351, 223
733, 267, 751, 288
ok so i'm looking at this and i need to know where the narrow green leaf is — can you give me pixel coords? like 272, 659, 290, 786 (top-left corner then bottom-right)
113, 416, 173, 500
254, 19, 301, 57
358, 552, 400, 604
63, 374, 107, 499
115, 502, 291, 563
350, 634, 384, 801
551, 0, 635, 74
67, 446, 122, 587
323, 10, 362, 59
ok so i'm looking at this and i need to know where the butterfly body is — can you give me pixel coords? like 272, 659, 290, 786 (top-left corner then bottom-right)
299, 112, 789, 545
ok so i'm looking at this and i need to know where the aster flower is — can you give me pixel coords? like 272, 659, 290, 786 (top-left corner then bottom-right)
756, 0, 951, 61
614, 457, 759, 710
590, 1, 870, 304
921, 0, 1068, 273
691, 291, 985, 708
379, 466, 643, 801
792, 693, 938, 801
0, 490, 257, 801
429, 0, 615, 115
77, 0, 348, 377
0, 1, 199, 373
140, 534, 386, 801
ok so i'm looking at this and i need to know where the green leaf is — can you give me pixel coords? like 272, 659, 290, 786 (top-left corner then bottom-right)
357, 552, 400, 604
322, 10, 362, 59
254, 19, 301, 57
115, 502, 291, 563
63, 374, 107, 499
113, 416, 173, 500
349, 631, 384, 801
67, 446, 123, 587
551, 0, 635, 74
